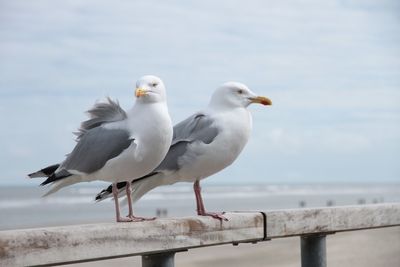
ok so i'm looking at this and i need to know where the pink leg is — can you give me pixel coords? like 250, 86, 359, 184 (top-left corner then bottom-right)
126, 182, 155, 221
193, 180, 228, 221
194, 180, 204, 214
112, 183, 132, 222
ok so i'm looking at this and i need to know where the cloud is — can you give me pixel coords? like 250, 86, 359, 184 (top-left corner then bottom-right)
0, 0, 399, 184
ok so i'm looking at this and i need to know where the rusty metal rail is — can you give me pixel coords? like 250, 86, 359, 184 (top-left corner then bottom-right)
1, 203, 399, 267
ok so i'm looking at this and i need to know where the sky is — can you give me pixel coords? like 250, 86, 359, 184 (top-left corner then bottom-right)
0, 0, 399, 185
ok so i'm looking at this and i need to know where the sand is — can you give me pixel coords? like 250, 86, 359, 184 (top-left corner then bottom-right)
68, 226, 400, 267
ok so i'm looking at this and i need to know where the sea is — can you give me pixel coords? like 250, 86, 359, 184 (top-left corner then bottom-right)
1, 183, 400, 230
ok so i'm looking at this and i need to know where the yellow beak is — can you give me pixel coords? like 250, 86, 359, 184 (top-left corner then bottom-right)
135, 87, 147, 97
249, 96, 272, 106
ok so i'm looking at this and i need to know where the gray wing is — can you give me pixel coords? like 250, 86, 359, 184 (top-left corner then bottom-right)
75, 97, 127, 140
94, 112, 220, 202
172, 112, 219, 145
61, 127, 134, 174
156, 112, 219, 171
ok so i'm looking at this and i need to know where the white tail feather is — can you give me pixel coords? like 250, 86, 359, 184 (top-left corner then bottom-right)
28, 171, 47, 178
42, 175, 83, 197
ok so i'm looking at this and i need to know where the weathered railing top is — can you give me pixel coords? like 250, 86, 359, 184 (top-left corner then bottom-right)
1, 203, 399, 266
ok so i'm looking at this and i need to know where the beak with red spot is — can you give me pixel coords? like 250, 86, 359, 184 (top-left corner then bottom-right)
135, 87, 148, 98
249, 96, 272, 106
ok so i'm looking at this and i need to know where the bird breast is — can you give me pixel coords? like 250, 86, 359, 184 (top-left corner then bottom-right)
97, 103, 173, 182
178, 108, 252, 180
133, 104, 173, 166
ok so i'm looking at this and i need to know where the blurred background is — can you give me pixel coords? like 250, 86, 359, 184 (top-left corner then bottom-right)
1, 0, 400, 224
1, 0, 400, 187
1, 1, 400, 266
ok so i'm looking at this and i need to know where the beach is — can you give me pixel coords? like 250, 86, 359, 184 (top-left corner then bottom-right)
1, 183, 400, 230
68, 226, 400, 267
1, 183, 399, 266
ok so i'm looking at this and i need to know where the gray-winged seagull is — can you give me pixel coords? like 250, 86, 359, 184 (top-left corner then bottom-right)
95, 82, 271, 220
28, 75, 173, 222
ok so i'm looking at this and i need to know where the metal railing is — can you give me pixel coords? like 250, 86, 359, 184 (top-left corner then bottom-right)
1, 203, 399, 267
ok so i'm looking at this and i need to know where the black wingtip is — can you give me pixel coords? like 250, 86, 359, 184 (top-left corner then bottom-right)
95, 173, 158, 202
28, 164, 60, 179
95, 184, 113, 202
40, 170, 71, 186
95, 189, 108, 201
117, 181, 127, 189
42, 164, 60, 176
94, 193, 103, 202
40, 177, 53, 186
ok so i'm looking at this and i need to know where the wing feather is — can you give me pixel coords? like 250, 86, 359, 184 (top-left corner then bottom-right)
62, 127, 134, 174
94, 112, 220, 201
75, 97, 127, 140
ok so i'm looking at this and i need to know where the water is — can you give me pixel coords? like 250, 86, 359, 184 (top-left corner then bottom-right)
1, 183, 399, 230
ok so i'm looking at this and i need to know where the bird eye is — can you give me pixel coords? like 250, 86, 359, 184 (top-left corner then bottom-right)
151, 82, 158, 87
238, 89, 243, 94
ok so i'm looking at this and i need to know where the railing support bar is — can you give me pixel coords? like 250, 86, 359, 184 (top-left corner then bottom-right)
142, 252, 176, 267
301, 234, 327, 267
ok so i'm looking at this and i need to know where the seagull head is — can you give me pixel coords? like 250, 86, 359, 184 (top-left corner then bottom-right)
209, 82, 272, 109
135, 75, 167, 103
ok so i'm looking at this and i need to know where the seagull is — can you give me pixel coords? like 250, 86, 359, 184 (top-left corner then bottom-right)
95, 82, 271, 220
28, 75, 173, 222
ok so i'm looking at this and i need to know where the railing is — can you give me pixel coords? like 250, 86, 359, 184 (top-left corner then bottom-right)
1, 203, 399, 267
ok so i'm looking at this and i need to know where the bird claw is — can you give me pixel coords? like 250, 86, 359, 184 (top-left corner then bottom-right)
116, 217, 133, 222
127, 215, 156, 222
199, 211, 228, 221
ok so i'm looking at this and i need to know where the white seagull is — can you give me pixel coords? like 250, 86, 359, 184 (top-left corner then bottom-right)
28, 75, 173, 222
95, 82, 272, 220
